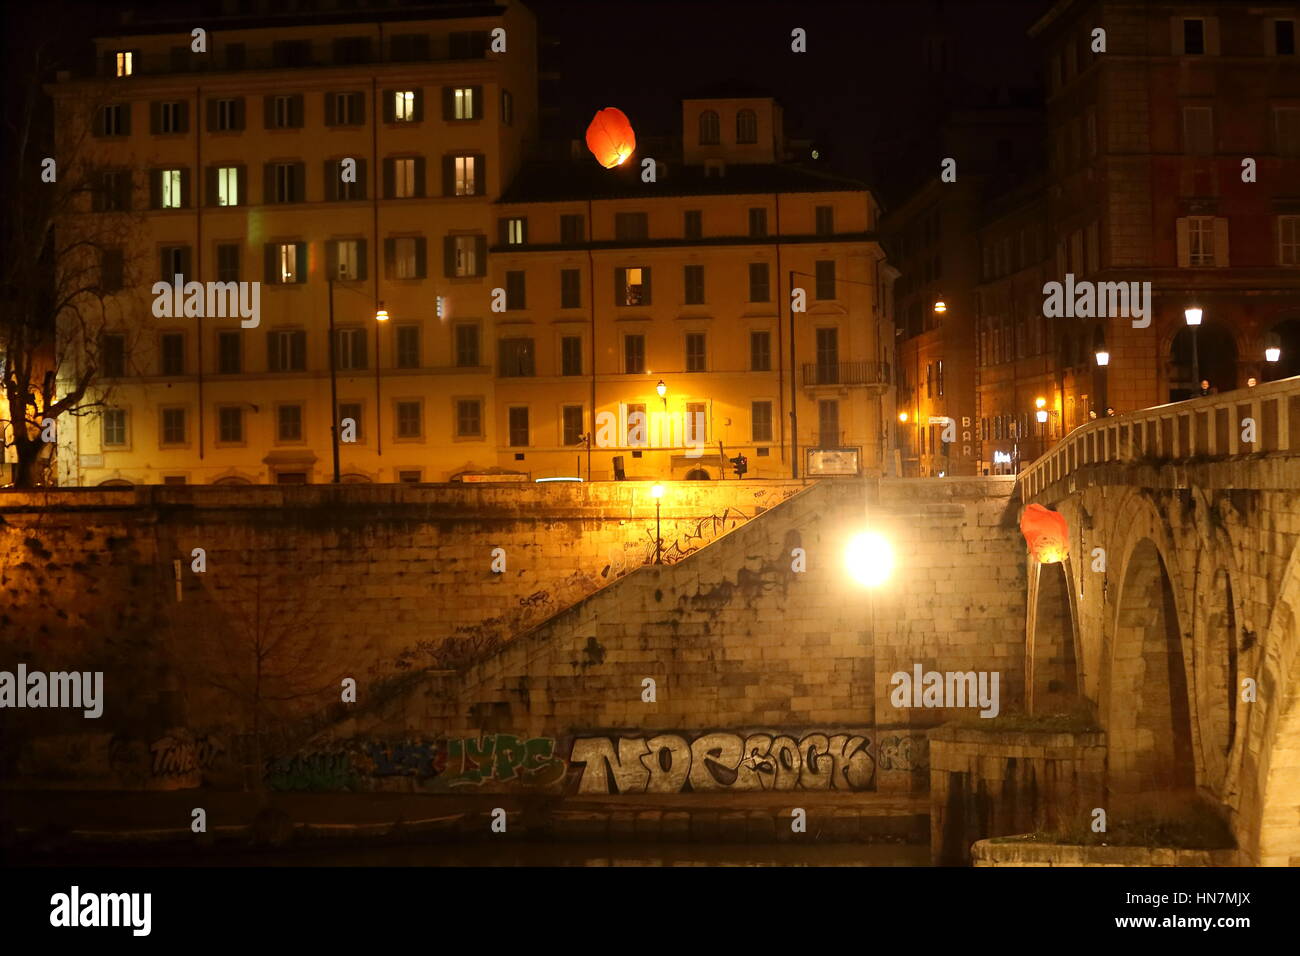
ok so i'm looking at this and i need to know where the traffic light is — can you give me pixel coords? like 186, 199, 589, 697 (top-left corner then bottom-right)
730, 454, 748, 478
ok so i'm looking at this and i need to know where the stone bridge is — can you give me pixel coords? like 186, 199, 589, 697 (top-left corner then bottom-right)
1017, 375, 1300, 866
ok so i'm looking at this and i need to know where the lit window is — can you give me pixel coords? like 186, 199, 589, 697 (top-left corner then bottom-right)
454, 155, 478, 196
453, 235, 478, 276
278, 243, 300, 283
160, 169, 183, 208
115, 51, 133, 77
393, 237, 418, 279
216, 166, 238, 206
335, 239, 360, 280
394, 90, 416, 121
453, 87, 475, 119
393, 158, 416, 198
506, 218, 525, 244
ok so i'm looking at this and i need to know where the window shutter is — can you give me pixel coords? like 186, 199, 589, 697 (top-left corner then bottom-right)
294, 242, 308, 283
355, 239, 368, 281
324, 93, 336, 126
415, 237, 428, 278
382, 89, 395, 123
382, 158, 395, 198
117, 171, 132, 210
351, 92, 364, 126
326, 239, 339, 278
205, 166, 218, 206
206, 98, 218, 131
498, 218, 509, 245
1214, 217, 1229, 267
355, 158, 367, 199
471, 85, 483, 118
414, 156, 426, 197
293, 332, 306, 370
150, 101, 162, 134
233, 97, 245, 130
290, 94, 304, 128
267, 332, 280, 371
412, 88, 424, 122
475, 235, 487, 275
384, 238, 396, 278
642, 267, 652, 304
180, 246, 192, 281
264, 243, 277, 283
150, 169, 161, 209
444, 236, 456, 277
442, 85, 454, 120
121, 104, 131, 136
614, 268, 625, 306
442, 155, 454, 196
263, 94, 275, 129
177, 102, 189, 133
323, 160, 337, 201
159, 248, 169, 282
1175, 217, 1190, 267
235, 165, 246, 205
180, 168, 191, 208
1206, 17, 1220, 55
1170, 16, 1183, 55
264, 163, 275, 204
293, 162, 306, 202
474, 154, 486, 195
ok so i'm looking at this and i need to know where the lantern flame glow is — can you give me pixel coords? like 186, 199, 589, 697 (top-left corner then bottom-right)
1020, 504, 1070, 564
586, 107, 636, 169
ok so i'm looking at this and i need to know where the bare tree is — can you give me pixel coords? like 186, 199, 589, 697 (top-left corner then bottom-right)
177, 548, 339, 795
1, 44, 145, 487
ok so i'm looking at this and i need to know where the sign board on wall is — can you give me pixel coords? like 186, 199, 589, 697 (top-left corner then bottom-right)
806, 448, 861, 476
457, 473, 529, 483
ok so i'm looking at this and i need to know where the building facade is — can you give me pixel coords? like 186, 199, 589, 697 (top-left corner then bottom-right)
48, 8, 890, 486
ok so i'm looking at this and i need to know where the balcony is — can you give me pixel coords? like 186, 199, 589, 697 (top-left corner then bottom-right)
801, 361, 890, 388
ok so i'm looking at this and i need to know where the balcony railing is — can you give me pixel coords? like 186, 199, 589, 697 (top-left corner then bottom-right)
801, 361, 890, 387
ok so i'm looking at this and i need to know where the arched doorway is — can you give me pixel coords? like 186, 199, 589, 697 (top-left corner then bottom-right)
1030, 560, 1079, 712
684, 468, 711, 480
1262, 318, 1300, 382
1168, 322, 1237, 401
1108, 539, 1195, 800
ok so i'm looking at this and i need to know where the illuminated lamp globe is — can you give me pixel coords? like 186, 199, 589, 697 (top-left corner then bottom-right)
845, 531, 893, 588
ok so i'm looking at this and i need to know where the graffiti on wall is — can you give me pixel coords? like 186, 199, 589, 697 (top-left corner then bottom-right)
264, 734, 566, 791
650, 507, 759, 565
150, 732, 226, 778
569, 731, 874, 794
876, 734, 929, 773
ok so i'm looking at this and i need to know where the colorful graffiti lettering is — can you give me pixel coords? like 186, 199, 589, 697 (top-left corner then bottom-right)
149, 733, 225, 778
876, 734, 928, 772
443, 734, 566, 787
569, 731, 875, 794
265, 752, 360, 792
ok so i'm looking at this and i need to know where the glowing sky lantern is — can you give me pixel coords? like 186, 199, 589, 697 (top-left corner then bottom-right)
585, 107, 636, 168
1020, 504, 1070, 564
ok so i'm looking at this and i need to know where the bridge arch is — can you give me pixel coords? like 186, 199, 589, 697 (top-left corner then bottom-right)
1027, 558, 1080, 713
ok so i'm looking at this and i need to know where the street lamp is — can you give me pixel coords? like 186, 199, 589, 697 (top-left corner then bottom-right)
1185, 306, 1202, 395
845, 531, 892, 588
898, 411, 908, 423
1265, 332, 1281, 365
933, 300, 947, 314
651, 482, 665, 564
656, 379, 667, 409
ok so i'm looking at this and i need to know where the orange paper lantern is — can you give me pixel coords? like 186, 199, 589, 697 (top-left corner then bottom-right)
585, 107, 636, 168
1020, 504, 1070, 564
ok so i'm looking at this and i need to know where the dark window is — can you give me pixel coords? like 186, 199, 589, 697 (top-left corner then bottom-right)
456, 399, 482, 437
505, 270, 526, 310
390, 34, 430, 62
268, 162, 305, 203
615, 212, 649, 241
268, 330, 307, 371
455, 325, 480, 367
102, 409, 127, 446
736, 109, 758, 144
266, 93, 304, 129
561, 269, 581, 308
153, 101, 188, 134
449, 30, 489, 59
160, 333, 185, 375
276, 404, 303, 441
750, 331, 771, 371
398, 470, 422, 483
685, 332, 706, 372
96, 170, 132, 212
816, 327, 839, 381
338, 402, 363, 442
100, 248, 124, 292
624, 334, 646, 374
699, 110, 720, 145
748, 208, 768, 237
224, 43, 246, 69
216, 242, 240, 282
748, 262, 770, 302
210, 97, 244, 132
395, 401, 422, 439
333, 36, 371, 65
684, 210, 702, 239
815, 206, 834, 236
218, 406, 243, 443
336, 328, 367, 370
160, 245, 191, 282
96, 104, 130, 137
815, 260, 836, 299
498, 337, 535, 377
561, 336, 583, 375
818, 399, 840, 446
684, 264, 705, 304
396, 325, 421, 369
161, 408, 186, 445
560, 214, 584, 243
1277, 20, 1296, 55
1183, 18, 1205, 55
101, 334, 126, 377
751, 401, 773, 442
686, 403, 706, 443
508, 406, 530, 447
562, 405, 585, 445
217, 331, 241, 373
272, 40, 312, 68
326, 91, 366, 126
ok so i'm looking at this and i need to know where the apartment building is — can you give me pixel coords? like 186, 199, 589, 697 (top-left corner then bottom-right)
51, 0, 538, 486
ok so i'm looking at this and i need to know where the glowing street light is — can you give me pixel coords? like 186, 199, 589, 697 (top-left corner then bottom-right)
650, 482, 665, 499
375, 305, 389, 322
845, 531, 893, 588
651, 483, 665, 565
1185, 306, 1203, 393
933, 300, 947, 314
898, 411, 909, 423
1094, 349, 1109, 367
1265, 332, 1281, 364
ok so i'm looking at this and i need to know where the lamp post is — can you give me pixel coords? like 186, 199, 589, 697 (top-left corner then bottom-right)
375, 303, 387, 455
656, 379, 667, 410
651, 482, 665, 564
1185, 306, 1203, 395
327, 278, 341, 483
